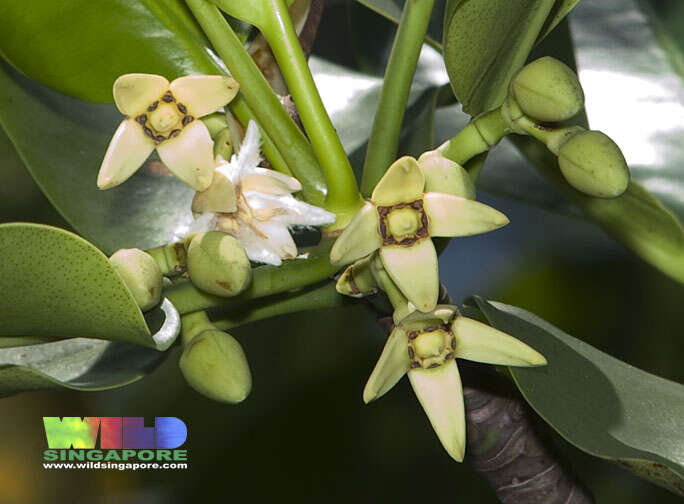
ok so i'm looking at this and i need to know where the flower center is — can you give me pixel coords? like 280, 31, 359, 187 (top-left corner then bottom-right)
377, 199, 429, 246
387, 207, 420, 239
149, 103, 182, 133
414, 329, 448, 359
135, 92, 195, 144
407, 325, 456, 369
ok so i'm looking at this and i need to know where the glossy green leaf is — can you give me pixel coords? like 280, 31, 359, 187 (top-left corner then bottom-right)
0, 62, 194, 253
471, 296, 684, 496
443, 0, 579, 116
0, 222, 156, 347
0, 0, 224, 102
0, 338, 165, 395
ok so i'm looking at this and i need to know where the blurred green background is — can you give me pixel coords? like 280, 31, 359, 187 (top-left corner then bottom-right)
1, 0, 684, 502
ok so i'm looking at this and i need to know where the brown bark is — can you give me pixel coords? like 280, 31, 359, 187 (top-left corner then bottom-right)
460, 362, 594, 504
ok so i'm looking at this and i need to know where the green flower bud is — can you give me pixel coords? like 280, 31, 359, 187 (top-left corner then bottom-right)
109, 248, 162, 311
201, 113, 229, 139
179, 329, 252, 403
558, 130, 629, 198
213, 127, 234, 160
511, 56, 584, 122
336, 255, 377, 297
186, 231, 251, 297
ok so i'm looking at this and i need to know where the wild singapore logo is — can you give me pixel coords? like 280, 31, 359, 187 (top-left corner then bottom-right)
42, 417, 188, 471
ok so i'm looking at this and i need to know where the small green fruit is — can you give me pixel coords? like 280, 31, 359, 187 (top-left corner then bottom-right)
179, 329, 252, 403
511, 56, 584, 122
558, 130, 629, 198
186, 231, 251, 297
110, 248, 162, 311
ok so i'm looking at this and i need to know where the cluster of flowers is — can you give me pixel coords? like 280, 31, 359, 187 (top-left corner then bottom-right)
100, 72, 547, 462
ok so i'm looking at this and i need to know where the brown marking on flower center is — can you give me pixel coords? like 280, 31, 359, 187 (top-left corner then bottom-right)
377, 199, 430, 247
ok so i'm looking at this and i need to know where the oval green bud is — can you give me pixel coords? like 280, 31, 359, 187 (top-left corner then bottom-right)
511, 56, 584, 122
213, 127, 234, 160
109, 248, 163, 311
179, 329, 252, 403
186, 231, 251, 297
558, 130, 629, 198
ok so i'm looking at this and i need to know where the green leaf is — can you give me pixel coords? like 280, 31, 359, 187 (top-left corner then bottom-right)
0, 0, 223, 102
471, 296, 684, 496
0, 62, 194, 253
0, 222, 157, 347
0, 338, 166, 395
442, 0, 578, 116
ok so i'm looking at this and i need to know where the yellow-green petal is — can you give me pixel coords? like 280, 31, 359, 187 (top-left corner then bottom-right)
418, 153, 475, 199
363, 328, 410, 403
330, 202, 382, 266
156, 120, 215, 191
380, 239, 438, 313
170, 75, 239, 118
113, 73, 169, 117
408, 360, 466, 462
192, 169, 237, 214
451, 316, 547, 366
423, 192, 509, 237
371, 156, 425, 206
97, 119, 155, 190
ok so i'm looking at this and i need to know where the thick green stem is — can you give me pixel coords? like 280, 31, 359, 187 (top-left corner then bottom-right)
441, 109, 511, 166
186, 0, 326, 205
361, 0, 435, 197
211, 282, 347, 330
166, 239, 340, 314
219, 0, 363, 227
180, 310, 216, 346
146, 242, 187, 276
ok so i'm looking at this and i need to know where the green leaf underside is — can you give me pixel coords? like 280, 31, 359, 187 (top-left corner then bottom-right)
472, 296, 684, 496
443, 0, 558, 116
0, 223, 154, 347
0, 62, 195, 253
0, 338, 165, 395
0, 0, 224, 102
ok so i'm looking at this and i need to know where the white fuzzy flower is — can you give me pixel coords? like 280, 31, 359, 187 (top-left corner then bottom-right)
190, 121, 336, 265
97, 73, 239, 191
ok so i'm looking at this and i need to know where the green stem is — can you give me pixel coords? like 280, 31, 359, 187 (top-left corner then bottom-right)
361, 0, 435, 197
166, 239, 340, 314
441, 109, 510, 166
186, 0, 326, 206
211, 282, 347, 330
146, 242, 187, 276
180, 311, 215, 346
230, 0, 363, 227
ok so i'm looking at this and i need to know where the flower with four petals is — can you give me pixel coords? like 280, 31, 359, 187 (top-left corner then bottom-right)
330, 156, 509, 313
97, 73, 239, 191
364, 305, 546, 461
